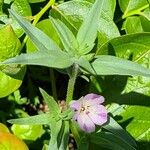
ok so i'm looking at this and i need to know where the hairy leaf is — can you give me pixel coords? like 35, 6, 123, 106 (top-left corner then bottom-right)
2, 50, 73, 69
92, 55, 150, 77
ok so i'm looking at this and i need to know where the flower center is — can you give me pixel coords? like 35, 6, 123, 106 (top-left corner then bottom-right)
80, 105, 90, 113
81, 107, 85, 111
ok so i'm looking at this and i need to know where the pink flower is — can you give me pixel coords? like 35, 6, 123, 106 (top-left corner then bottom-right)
70, 94, 108, 133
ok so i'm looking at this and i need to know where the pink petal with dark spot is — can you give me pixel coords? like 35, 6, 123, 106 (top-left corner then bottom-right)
88, 105, 108, 125
77, 112, 95, 133
84, 93, 104, 105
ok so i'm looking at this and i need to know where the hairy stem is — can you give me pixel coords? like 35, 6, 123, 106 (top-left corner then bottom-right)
49, 69, 57, 100
66, 64, 79, 104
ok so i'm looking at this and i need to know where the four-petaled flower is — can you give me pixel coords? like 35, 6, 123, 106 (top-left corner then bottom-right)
70, 93, 108, 133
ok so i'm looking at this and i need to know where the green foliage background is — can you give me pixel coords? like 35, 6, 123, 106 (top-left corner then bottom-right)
0, 0, 150, 150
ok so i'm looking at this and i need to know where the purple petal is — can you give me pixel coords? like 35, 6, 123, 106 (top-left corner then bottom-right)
70, 100, 81, 111
77, 112, 95, 133
88, 105, 108, 125
72, 113, 78, 121
84, 93, 104, 105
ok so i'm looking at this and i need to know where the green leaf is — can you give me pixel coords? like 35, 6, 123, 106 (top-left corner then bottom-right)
141, 7, 150, 21
39, 88, 61, 115
10, 0, 32, 37
98, 33, 150, 97
48, 119, 62, 150
50, 17, 78, 55
124, 18, 141, 33
52, 0, 119, 49
119, 0, 149, 18
0, 25, 21, 62
0, 0, 3, 14
9, 9, 61, 51
103, 117, 137, 148
123, 16, 150, 34
97, 33, 150, 56
58, 121, 69, 150
11, 124, 44, 141
8, 113, 50, 125
77, 0, 105, 54
85, 0, 116, 19
119, 106, 150, 142
92, 55, 150, 77
11, 0, 32, 16
28, 0, 46, 3
91, 131, 136, 150
0, 25, 24, 98
0, 0, 32, 37
2, 50, 73, 69
78, 136, 89, 150
76, 56, 95, 74
26, 19, 61, 53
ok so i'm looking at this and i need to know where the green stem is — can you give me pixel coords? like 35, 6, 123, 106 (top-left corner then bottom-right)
32, 0, 55, 25
49, 69, 57, 100
20, 0, 55, 50
66, 64, 79, 104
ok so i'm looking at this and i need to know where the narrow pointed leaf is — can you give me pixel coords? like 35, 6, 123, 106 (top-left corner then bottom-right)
91, 132, 136, 150
77, 0, 105, 54
9, 9, 61, 51
58, 121, 69, 150
77, 56, 95, 74
7, 113, 50, 125
92, 55, 150, 77
3, 50, 73, 69
50, 17, 78, 54
48, 119, 62, 150
39, 88, 61, 115
103, 117, 137, 148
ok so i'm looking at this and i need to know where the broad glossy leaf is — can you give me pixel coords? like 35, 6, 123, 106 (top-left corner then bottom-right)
0, 72, 22, 98
141, 7, 150, 21
91, 131, 136, 150
77, 0, 105, 54
97, 33, 150, 56
8, 113, 50, 125
9, 9, 61, 51
11, 0, 31, 16
119, 106, 150, 142
3, 50, 73, 69
98, 33, 150, 96
0, 132, 28, 150
26, 19, 61, 53
84, 0, 116, 19
28, 0, 46, 3
92, 55, 150, 77
51, 0, 119, 49
119, 0, 149, 18
11, 124, 44, 141
40, 88, 61, 115
0, 0, 32, 37
50, 17, 78, 55
0, 25, 20, 62
0, 25, 24, 98
122, 51, 150, 96
10, 0, 32, 37
123, 16, 150, 34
